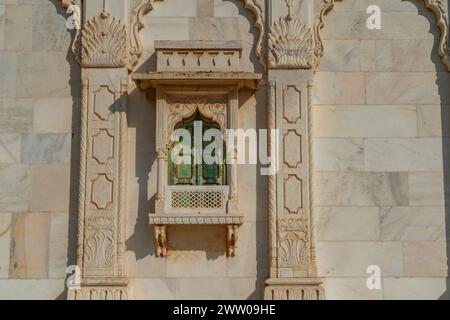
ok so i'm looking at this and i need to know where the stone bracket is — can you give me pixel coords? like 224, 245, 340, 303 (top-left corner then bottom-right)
150, 216, 243, 257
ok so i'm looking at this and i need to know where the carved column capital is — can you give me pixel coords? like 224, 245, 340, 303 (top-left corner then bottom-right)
268, 15, 315, 69
80, 11, 129, 68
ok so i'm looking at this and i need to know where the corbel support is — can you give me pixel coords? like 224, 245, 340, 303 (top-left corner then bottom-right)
151, 224, 239, 258
227, 225, 239, 257
154, 225, 168, 257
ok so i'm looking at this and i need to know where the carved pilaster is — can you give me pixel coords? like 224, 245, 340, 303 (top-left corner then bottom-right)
264, 69, 323, 300
69, 72, 129, 300
265, 0, 323, 301
68, 4, 130, 300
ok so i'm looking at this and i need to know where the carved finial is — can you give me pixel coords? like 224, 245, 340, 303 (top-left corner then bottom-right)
285, 0, 294, 21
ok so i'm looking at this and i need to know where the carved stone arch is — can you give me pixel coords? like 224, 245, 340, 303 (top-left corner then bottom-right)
165, 96, 227, 147
421, 0, 450, 70
314, 0, 450, 71
129, 0, 159, 71
239, 0, 266, 69
130, 0, 266, 71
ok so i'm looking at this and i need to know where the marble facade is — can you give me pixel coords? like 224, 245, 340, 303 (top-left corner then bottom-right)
0, 0, 449, 300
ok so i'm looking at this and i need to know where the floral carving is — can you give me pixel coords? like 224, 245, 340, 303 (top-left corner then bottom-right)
278, 218, 309, 268
81, 12, 128, 68
84, 217, 115, 270
268, 16, 314, 69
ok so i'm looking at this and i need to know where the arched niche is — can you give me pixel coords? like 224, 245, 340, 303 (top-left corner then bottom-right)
314, 0, 450, 71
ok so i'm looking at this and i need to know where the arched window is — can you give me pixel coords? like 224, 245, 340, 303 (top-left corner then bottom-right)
168, 111, 227, 186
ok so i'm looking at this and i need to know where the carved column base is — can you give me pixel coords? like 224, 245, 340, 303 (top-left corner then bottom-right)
264, 278, 325, 300
68, 278, 129, 300
68, 286, 129, 300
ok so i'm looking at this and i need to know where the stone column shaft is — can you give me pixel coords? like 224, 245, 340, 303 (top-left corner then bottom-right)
264, 0, 324, 300
68, 0, 130, 300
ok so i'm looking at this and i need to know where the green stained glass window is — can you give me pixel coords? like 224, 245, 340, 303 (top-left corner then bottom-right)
168, 111, 226, 186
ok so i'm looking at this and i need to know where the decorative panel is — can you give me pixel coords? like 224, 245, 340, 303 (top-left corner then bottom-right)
283, 130, 302, 168
90, 174, 114, 210
283, 175, 303, 215
91, 129, 114, 165
278, 217, 309, 269
93, 86, 115, 121
283, 85, 301, 124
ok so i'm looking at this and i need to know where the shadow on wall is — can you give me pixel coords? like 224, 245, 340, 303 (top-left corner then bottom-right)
49, 0, 81, 301
407, 0, 450, 300
432, 0, 450, 301
125, 0, 268, 299
123, 80, 268, 299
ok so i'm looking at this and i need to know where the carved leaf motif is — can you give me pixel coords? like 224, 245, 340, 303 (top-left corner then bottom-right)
269, 16, 314, 69
81, 12, 128, 68
279, 231, 307, 267
278, 218, 309, 268
84, 217, 115, 269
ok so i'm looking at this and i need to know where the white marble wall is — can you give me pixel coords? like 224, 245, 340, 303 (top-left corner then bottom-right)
0, 0, 77, 299
0, 0, 449, 300
314, 0, 450, 300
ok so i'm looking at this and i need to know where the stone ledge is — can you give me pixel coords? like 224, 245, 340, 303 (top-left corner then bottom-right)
149, 214, 244, 225
133, 71, 263, 81
155, 40, 243, 51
